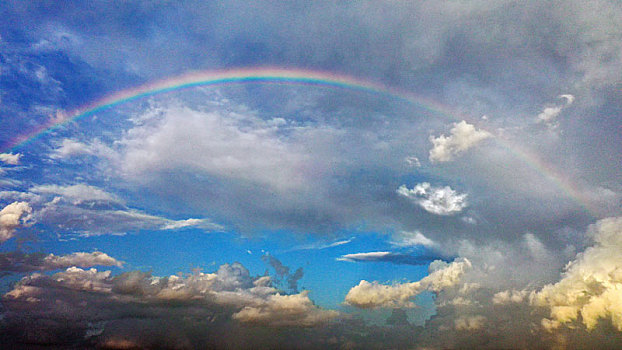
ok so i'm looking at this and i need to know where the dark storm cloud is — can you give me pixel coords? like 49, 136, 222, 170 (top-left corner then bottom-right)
0, 261, 339, 349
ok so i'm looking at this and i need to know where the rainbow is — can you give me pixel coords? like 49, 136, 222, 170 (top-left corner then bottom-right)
4, 67, 596, 217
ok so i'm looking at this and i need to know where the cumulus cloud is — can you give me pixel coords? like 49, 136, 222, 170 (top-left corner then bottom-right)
397, 182, 467, 215
232, 291, 338, 327
0, 153, 21, 165
344, 258, 471, 308
532, 216, 622, 331
429, 121, 491, 163
398, 217, 622, 349
1, 261, 339, 348
0, 201, 32, 243
0, 251, 123, 273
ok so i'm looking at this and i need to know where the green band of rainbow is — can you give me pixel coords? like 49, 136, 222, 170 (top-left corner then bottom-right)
4, 67, 596, 217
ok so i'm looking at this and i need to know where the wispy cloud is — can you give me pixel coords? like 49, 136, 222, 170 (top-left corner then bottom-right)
337, 251, 449, 266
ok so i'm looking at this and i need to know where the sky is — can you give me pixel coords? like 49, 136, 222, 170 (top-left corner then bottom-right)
0, 1, 621, 349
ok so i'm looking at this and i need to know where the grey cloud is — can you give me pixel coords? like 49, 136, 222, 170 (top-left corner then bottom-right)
1, 261, 338, 348
262, 255, 304, 293
0, 251, 122, 273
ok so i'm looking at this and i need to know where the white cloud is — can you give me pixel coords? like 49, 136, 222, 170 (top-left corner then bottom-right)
429, 121, 491, 162
0, 251, 123, 272
344, 259, 471, 308
391, 230, 436, 247
337, 250, 444, 266
0, 201, 32, 243
43, 251, 123, 269
31, 184, 123, 205
404, 156, 421, 167
232, 290, 339, 326
537, 94, 575, 124
6, 184, 223, 236
532, 216, 622, 331
559, 94, 575, 105
397, 182, 468, 215
0, 153, 21, 165
537, 106, 563, 123
160, 218, 218, 230
291, 237, 355, 251
119, 106, 310, 192
50, 138, 117, 160
51, 139, 92, 158
36, 203, 223, 236
337, 251, 392, 263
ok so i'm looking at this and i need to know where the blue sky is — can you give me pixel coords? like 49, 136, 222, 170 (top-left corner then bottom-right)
1, 1, 621, 349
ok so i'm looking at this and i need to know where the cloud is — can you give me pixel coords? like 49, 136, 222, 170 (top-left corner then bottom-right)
2, 185, 223, 236
36, 203, 222, 236
43, 251, 123, 269
404, 156, 421, 167
429, 121, 492, 163
290, 237, 355, 251
1, 262, 339, 346
344, 258, 471, 308
232, 290, 338, 327
0, 251, 123, 273
532, 216, 622, 331
262, 255, 304, 292
160, 218, 220, 230
0, 153, 21, 165
30, 184, 123, 205
390, 230, 436, 247
392, 216, 622, 349
337, 251, 447, 266
119, 106, 310, 192
0, 201, 33, 243
50, 138, 116, 159
397, 182, 468, 215
537, 94, 575, 124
